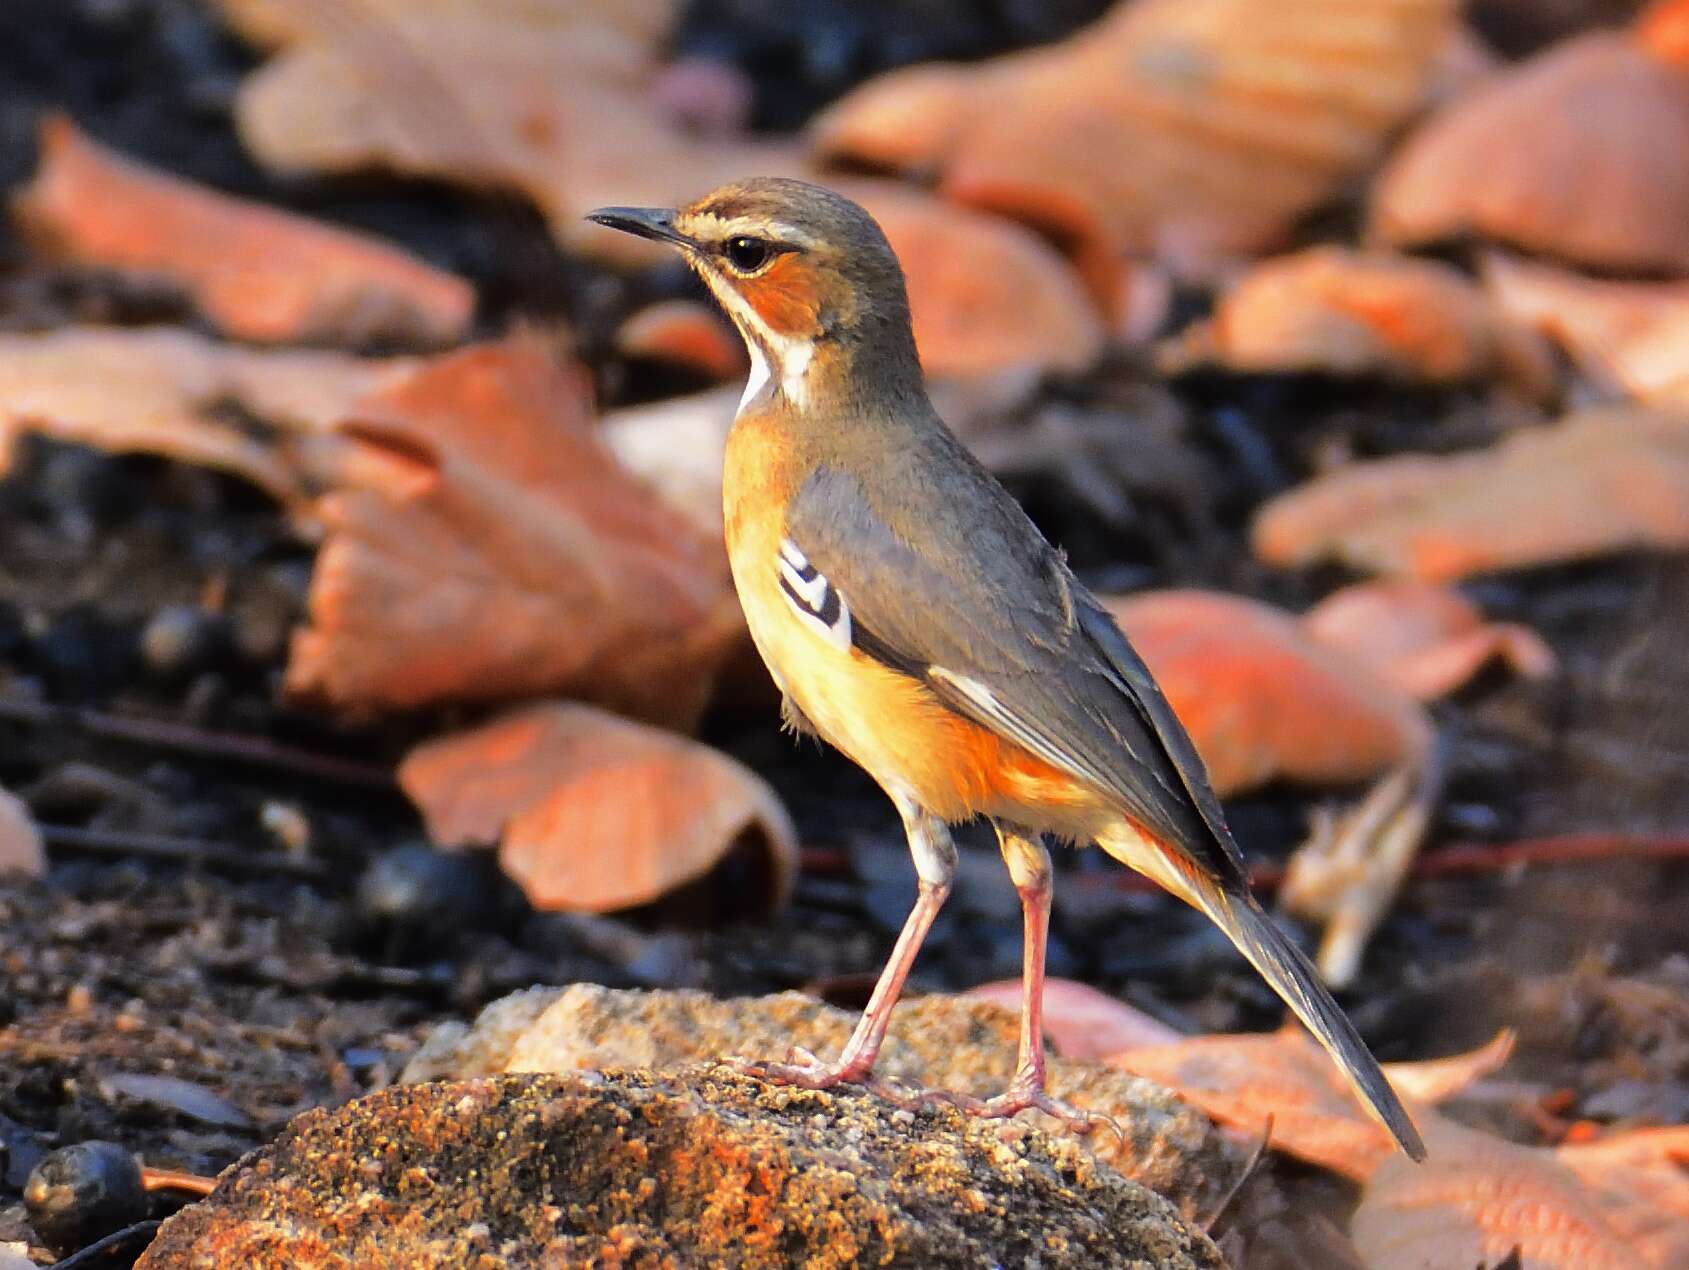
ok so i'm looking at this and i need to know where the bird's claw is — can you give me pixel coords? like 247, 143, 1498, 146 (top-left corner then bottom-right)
968, 1081, 1128, 1143
717, 1047, 875, 1091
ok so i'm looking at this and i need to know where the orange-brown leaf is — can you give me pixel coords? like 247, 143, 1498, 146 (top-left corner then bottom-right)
1252, 407, 1689, 580
1111, 1027, 1514, 1180
212, 0, 679, 52
1302, 579, 1555, 701
1353, 1109, 1661, 1268
614, 300, 746, 381
1104, 590, 1430, 795
0, 326, 413, 510
285, 339, 741, 727
814, 0, 1458, 299
1557, 1126, 1689, 1266
399, 700, 796, 912
233, 11, 800, 268
966, 978, 1182, 1060
13, 116, 472, 346
1483, 250, 1689, 408
841, 181, 1104, 378
1371, 31, 1689, 275
1159, 246, 1554, 396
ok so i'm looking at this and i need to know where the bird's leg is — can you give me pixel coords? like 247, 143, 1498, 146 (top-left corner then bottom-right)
958, 826, 1122, 1138
727, 797, 954, 1092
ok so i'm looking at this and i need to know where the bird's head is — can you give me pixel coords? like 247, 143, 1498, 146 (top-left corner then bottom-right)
589, 178, 923, 412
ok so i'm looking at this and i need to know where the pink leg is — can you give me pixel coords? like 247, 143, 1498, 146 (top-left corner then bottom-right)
727, 796, 955, 1091
961, 826, 1123, 1138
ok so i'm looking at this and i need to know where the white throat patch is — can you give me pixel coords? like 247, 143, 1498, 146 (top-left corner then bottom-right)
701, 272, 815, 414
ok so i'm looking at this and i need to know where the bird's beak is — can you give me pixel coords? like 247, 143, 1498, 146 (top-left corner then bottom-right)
585, 206, 689, 249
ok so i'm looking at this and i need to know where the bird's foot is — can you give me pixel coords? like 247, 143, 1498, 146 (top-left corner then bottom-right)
719, 1046, 883, 1094
965, 1078, 1127, 1142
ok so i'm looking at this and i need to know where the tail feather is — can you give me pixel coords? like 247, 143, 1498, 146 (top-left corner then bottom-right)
1202, 884, 1427, 1161
1096, 818, 1425, 1160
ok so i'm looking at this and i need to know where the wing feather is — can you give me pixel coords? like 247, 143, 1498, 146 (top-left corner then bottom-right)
785, 461, 1246, 884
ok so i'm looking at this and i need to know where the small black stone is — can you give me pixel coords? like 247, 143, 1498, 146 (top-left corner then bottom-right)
139, 603, 228, 680
23, 1140, 147, 1256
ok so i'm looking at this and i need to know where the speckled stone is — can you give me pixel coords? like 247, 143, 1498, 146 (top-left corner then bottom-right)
401, 984, 1242, 1220
136, 1069, 1224, 1269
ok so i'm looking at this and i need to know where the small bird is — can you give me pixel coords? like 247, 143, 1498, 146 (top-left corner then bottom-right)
589, 179, 1424, 1160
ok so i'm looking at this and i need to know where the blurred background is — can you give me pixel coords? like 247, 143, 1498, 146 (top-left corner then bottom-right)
0, 1, 1685, 1266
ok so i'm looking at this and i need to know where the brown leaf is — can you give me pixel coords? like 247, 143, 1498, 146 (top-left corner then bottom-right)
1251, 406, 1689, 580
0, 787, 44, 880
1111, 1027, 1514, 1181
232, 8, 801, 268
286, 338, 740, 727
399, 701, 796, 912
614, 300, 746, 381
1353, 1109, 1659, 1268
1557, 1126, 1689, 1266
13, 116, 472, 346
212, 0, 679, 52
966, 978, 1182, 1060
1104, 590, 1430, 795
1370, 28, 1689, 275
599, 388, 737, 540
1482, 250, 1689, 408
1158, 247, 1554, 397
840, 181, 1104, 378
813, 0, 1458, 304
0, 326, 413, 509
1302, 579, 1555, 701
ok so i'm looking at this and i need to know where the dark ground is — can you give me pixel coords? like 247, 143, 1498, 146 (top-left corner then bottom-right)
1, 0, 1686, 1261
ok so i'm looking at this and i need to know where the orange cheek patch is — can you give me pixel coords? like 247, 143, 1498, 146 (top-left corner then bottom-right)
740, 255, 822, 339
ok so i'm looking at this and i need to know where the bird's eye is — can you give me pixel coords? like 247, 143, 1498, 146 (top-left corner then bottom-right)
723, 236, 771, 273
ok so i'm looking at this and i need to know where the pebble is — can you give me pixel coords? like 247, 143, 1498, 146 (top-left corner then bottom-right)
23, 1140, 146, 1256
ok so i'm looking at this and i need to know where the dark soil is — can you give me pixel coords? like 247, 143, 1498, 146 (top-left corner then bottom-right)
1, 1, 1686, 1264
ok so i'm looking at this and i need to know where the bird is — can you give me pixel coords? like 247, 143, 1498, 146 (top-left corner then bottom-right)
588, 178, 1425, 1161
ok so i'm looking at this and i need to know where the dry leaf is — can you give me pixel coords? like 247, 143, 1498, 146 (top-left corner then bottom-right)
212, 0, 678, 52
1370, 28, 1689, 275
0, 787, 44, 880
1158, 246, 1554, 397
1302, 579, 1555, 701
13, 116, 472, 347
0, 326, 413, 509
399, 700, 796, 912
1557, 1126, 1689, 1266
1105, 590, 1431, 795
1106, 588, 1441, 986
1353, 1109, 1665, 1268
614, 300, 746, 381
286, 338, 741, 728
1112, 1026, 1515, 1181
841, 181, 1104, 378
1252, 406, 1689, 580
966, 978, 1182, 1060
813, 0, 1458, 304
233, 10, 801, 268
1482, 250, 1689, 407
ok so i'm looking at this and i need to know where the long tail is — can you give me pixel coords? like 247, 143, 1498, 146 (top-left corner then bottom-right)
1099, 825, 1427, 1161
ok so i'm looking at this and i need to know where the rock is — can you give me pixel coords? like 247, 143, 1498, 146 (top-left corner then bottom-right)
400, 984, 1241, 1221
137, 1069, 1223, 1269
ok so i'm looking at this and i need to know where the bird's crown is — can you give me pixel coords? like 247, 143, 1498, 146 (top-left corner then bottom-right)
589, 179, 923, 412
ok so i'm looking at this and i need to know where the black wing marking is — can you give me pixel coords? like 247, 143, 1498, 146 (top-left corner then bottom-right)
784, 458, 1247, 884
777, 536, 852, 651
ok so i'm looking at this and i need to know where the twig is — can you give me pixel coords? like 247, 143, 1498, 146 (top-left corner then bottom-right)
46, 1220, 162, 1270
0, 695, 395, 789
42, 825, 331, 880
141, 1165, 217, 1196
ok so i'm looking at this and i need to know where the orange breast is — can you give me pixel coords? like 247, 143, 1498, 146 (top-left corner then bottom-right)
723, 409, 1108, 834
